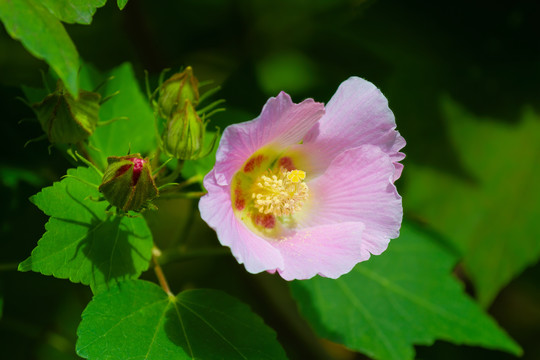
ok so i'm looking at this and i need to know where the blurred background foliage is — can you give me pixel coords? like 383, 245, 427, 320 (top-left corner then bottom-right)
0, 0, 539, 359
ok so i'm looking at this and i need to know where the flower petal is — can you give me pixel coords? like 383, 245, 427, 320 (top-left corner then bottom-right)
302, 145, 403, 257
199, 170, 284, 273
303, 77, 405, 180
271, 222, 366, 280
213, 92, 325, 185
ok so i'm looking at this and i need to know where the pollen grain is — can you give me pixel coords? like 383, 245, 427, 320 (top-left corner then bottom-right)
251, 168, 309, 216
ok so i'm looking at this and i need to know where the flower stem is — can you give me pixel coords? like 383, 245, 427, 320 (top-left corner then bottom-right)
176, 175, 201, 189
158, 159, 184, 185
159, 191, 206, 199
76, 142, 99, 169
152, 248, 173, 297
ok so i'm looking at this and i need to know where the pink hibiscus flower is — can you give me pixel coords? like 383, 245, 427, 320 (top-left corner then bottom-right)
199, 77, 405, 280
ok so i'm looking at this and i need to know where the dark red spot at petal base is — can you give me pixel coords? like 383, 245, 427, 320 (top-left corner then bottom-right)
235, 198, 245, 211
234, 189, 245, 211
278, 157, 295, 171
253, 213, 276, 229
244, 154, 265, 173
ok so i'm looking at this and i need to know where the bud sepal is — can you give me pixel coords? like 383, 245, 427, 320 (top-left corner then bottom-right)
157, 66, 199, 119
99, 154, 159, 212
32, 80, 101, 145
162, 99, 215, 160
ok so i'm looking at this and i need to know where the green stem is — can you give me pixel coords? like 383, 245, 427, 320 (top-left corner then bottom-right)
152, 110, 164, 149
73, 147, 103, 176
152, 155, 173, 177
151, 147, 162, 172
152, 247, 173, 297
178, 175, 202, 188
159, 175, 201, 193
158, 159, 184, 185
159, 191, 206, 199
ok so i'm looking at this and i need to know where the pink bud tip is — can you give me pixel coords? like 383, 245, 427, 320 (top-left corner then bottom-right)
130, 157, 146, 186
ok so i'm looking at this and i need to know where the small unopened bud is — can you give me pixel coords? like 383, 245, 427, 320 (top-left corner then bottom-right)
32, 80, 101, 144
158, 66, 199, 119
162, 99, 205, 160
99, 154, 158, 212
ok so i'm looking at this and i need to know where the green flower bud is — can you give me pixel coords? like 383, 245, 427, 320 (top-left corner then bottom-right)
32, 80, 101, 144
162, 99, 206, 160
157, 66, 199, 119
99, 154, 159, 212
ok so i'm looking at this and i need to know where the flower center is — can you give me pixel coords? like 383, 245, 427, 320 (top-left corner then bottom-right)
251, 168, 309, 216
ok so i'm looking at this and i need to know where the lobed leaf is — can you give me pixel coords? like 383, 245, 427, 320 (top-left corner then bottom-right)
18, 166, 153, 294
290, 222, 522, 360
76, 280, 288, 360
405, 98, 540, 306
0, 0, 79, 95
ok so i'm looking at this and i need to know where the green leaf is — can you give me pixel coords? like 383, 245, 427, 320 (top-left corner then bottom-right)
18, 166, 153, 294
117, 0, 128, 10
405, 98, 540, 306
290, 222, 521, 360
40, 0, 106, 25
87, 63, 156, 169
0, 0, 79, 95
76, 280, 288, 360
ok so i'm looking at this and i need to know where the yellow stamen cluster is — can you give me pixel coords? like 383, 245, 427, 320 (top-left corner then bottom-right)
252, 168, 309, 216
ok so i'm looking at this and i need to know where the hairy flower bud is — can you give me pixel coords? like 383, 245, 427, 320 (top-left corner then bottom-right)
157, 66, 199, 119
162, 99, 206, 160
99, 154, 158, 212
32, 80, 101, 144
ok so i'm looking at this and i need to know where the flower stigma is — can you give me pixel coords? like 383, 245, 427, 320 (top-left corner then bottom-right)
251, 168, 309, 217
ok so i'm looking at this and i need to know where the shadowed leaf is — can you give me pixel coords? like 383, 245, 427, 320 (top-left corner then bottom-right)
76, 280, 287, 359
405, 98, 540, 306
19, 166, 153, 294
290, 222, 521, 360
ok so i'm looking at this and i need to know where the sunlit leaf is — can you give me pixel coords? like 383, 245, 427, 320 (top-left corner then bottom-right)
405, 98, 540, 306
87, 63, 156, 169
18, 166, 153, 294
76, 280, 287, 360
290, 222, 522, 360
40, 0, 106, 25
0, 0, 79, 95
117, 0, 128, 10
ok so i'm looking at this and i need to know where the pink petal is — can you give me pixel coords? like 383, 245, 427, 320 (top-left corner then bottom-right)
303, 77, 405, 180
271, 222, 366, 280
213, 92, 325, 185
199, 170, 284, 273
302, 145, 403, 257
